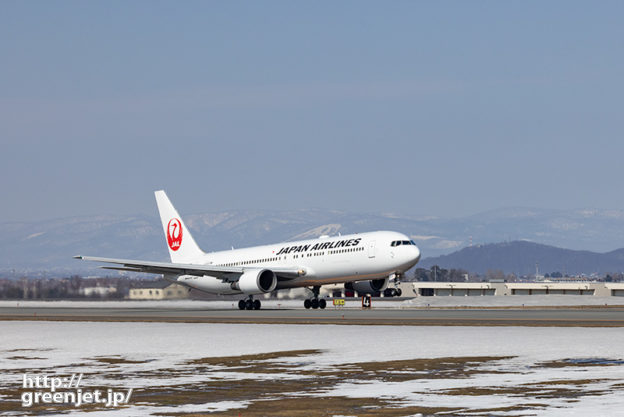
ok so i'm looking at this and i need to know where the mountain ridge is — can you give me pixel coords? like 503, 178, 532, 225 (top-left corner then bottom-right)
3, 206, 624, 276
419, 240, 624, 276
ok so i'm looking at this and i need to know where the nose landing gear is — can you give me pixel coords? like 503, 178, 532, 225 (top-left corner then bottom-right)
238, 296, 261, 310
304, 286, 327, 309
383, 287, 403, 297
388, 273, 403, 297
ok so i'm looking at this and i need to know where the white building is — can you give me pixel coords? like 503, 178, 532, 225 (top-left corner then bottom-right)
312, 281, 624, 298
409, 281, 624, 297
80, 286, 117, 297
128, 281, 188, 300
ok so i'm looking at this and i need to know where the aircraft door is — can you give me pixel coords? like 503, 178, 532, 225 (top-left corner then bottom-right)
368, 240, 376, 258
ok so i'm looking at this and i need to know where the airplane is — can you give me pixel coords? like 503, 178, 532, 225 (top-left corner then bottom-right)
75, 191, 421, 310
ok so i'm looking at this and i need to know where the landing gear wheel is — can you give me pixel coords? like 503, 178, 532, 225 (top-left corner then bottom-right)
304, 299, 311, 309
319, 299, 327, 309
238, 300, 246, 310
396, 288, 402, 297
245, 299, 254, 310
311, 298, 319, 309
253, 299, 261, 310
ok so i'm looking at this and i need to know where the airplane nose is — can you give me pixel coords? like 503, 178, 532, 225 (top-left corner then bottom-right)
412, 245, 421, 264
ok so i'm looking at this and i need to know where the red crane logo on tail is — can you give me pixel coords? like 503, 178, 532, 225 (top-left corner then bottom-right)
167, 218, 183, 251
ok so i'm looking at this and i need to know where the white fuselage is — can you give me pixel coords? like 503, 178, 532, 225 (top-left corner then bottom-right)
79, 191, 423, 301
176, 231, 421, 294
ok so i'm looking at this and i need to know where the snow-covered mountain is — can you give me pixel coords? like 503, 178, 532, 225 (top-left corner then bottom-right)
3, 207, 624, 276
420, 241, 624, 276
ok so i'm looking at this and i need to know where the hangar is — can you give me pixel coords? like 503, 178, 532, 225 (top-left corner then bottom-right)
315, 281, 624, 298
128, 281, 189, 300
406, 282, 624, 297
273, 281, 624, 300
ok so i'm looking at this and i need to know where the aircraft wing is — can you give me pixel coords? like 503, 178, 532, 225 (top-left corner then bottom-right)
74, 255, 303, 281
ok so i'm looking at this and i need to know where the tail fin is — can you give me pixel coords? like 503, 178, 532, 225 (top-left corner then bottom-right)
154, 190, 205, 263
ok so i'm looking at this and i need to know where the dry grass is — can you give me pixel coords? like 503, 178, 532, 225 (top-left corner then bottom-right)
93, 356, 153, 365
536, 358, 624, 368
186, 349, 322, 365
5, 356, 47, 361
197, 397, 455, 417
3, 349, 624, 416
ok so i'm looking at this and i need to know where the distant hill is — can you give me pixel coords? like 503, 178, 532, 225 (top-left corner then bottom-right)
420, 241, 624, 276
3, 206, 624, 276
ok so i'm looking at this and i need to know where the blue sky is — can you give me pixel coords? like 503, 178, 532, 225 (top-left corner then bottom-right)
1, 1, 623, 221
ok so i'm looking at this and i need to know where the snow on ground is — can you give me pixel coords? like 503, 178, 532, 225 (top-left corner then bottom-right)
3, 322, 624, 367
1, 295, 623, 310
0, 300, 248, 309
0, 299, 318, 310
2, 322, 624, 416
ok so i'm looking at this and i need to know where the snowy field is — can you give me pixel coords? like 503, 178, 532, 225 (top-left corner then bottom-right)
1, 295, 623, 310
1, 321, 624, 416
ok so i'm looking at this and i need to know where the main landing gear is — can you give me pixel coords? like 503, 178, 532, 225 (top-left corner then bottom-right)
304, 286, 327, 309
238, 296, 261, 310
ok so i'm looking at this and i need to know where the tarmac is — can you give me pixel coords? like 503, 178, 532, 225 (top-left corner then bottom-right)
1, 304, 624, 326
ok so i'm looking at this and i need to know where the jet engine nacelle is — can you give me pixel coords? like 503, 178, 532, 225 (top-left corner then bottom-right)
173, 274, 238, 294
235, 269, 277, 294
347, 278, 389, 294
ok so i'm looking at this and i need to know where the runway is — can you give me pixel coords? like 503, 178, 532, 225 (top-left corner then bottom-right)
1, 305, 623, 326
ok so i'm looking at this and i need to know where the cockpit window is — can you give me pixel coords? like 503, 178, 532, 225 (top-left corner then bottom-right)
391, 240, 416, 247
390, 240, 416, 247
